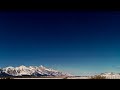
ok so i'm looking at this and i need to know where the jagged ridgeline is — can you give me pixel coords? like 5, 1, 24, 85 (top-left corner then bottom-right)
0, 65, 70, 78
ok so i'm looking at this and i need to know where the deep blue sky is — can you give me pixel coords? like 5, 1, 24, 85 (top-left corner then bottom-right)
0, 11, 120, 75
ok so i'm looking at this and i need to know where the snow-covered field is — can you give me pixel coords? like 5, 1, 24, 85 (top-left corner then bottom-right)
67, 76, 89, 79
12, 76, 90, 79
10, 77, 64, 79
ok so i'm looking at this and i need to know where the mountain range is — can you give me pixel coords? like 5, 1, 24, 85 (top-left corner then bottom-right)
0, 65, 70, 77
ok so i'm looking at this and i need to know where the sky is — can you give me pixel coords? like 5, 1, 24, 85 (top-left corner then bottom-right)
0, 11, 120, 75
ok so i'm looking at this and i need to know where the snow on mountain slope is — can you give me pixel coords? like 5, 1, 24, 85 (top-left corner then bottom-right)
1, 65, 70, 77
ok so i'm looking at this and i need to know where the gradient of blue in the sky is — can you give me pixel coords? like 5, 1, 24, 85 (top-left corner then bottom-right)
0, 11, 120, 75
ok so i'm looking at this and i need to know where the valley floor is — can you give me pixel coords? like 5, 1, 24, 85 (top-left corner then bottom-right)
1, 76, 120, 79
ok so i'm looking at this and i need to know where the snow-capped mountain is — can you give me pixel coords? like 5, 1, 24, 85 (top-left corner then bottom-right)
100, 72, 120, 76
0, 65, 70, 77
99, 72, 120, 79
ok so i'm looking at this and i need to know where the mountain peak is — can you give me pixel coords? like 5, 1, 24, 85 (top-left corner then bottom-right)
19, 65, 27, 68
40, 65, 44, 68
